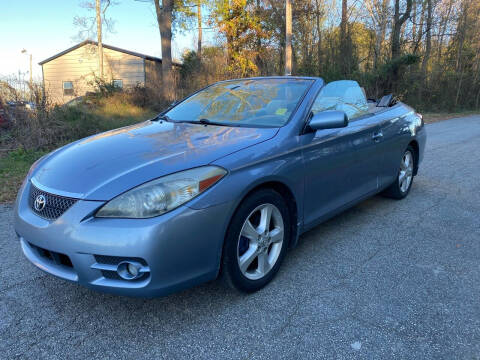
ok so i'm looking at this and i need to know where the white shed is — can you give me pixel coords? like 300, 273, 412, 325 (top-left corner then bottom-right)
39, 40, 178, 104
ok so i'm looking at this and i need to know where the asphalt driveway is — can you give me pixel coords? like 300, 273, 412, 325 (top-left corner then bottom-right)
1, 116, 479, 359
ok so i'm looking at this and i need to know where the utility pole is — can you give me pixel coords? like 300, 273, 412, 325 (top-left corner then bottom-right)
197, 0, 202, 57
21, 49, 33, 100
285, 0, 292, 75
18, 70, 22, 100
96, 0, 104, 79
18, 70, 27, 101
29, 54, 32, 90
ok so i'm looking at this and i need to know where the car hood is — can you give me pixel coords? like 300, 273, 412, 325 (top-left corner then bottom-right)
32, 120, 278, 200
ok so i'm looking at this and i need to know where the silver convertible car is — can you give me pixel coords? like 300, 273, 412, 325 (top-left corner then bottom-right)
14, 77, 426, 296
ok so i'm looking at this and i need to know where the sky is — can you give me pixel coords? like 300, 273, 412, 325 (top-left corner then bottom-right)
0, 0, 214, 81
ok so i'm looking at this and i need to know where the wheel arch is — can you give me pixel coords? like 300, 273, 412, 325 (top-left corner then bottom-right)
408, 140, 419, 175
250, 181, 298, 247
216, 179, 300, 280
229, 179, 300, 249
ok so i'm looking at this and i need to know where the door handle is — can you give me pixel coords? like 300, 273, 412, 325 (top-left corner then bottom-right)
372, 132, 383, 142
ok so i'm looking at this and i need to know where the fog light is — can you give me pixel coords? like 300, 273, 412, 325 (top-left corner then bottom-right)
127, 263, 139, 277
117, 261, 143, 280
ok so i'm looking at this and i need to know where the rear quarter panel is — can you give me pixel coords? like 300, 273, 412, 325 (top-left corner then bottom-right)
372, 103, 426, 188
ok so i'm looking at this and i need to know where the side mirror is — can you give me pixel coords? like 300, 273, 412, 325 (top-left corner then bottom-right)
308, 110, 348, 131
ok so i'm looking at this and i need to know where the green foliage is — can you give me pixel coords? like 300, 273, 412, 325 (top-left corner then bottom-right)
215, 0, 479, 111
180, 50, 202, 79
381, 54, 421, 75
2, 148, 47, 164
172, 0, 201, 34
0, 87, 157, 202
177, 47, 230, 96
2, 89, 156, 154
88, 77, 123, 98
213, 0, 268, 77
0, 148, 48, 203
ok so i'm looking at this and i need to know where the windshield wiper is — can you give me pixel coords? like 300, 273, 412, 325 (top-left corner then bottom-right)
178, 118, 233, 127
198, 118, 214, 125
155, 115, 172, 122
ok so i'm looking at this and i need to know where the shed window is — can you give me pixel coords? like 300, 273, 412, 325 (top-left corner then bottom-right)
113, 79, 123, 89
63, 81, 74, 96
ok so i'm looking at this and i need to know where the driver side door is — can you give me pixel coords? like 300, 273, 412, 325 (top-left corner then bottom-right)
301, 83, 382, 229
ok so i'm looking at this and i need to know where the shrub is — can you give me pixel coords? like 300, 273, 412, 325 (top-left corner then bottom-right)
2, 87, 157, 153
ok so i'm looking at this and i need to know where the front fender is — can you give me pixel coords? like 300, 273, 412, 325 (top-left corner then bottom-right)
187, 136, 305, 234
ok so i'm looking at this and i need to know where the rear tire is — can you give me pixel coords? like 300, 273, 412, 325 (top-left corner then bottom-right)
382, 145, 416, 199
221, 189, 291, 293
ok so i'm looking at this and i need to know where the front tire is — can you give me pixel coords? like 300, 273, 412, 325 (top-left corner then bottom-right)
221, 189, 291, 293
383, 145, 416, 199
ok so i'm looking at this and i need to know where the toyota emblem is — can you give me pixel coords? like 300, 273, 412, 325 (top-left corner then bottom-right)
34, 194, 46, 211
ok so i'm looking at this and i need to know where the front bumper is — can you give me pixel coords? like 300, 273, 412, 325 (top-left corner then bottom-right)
14, 181, 234, 297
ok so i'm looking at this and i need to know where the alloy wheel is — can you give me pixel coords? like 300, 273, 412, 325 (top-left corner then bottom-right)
399, 150, 414, 193
237, 203, 284, 280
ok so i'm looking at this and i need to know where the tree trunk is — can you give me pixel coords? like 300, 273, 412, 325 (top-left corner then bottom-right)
314, 0, 322, 75
391, 0, 413, 59
437, 0, 453, 64
278, 36, 285, 75
412, 0, 424, 54
454, 1, 470, 108
474, 60, 480, 109
455, 2, 469, 72
95, 0, 103, 79
421, 0, 432, 75
411, 0, 416, 47
418, 0, 431, 102
255, 0, 263, 74
368, 0, 389, 69
373, 32, 381, 69
455, 68, 464, 108
340, 0, 348, 75
197, 0, 202, 57
266, 0, 285, 74
154, 0, 174, 101
378, 0, 389, 67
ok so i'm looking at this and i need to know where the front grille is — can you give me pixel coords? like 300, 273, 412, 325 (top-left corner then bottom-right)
29, 183, 78, 220
29, 242, 73, 268
100, 270, 148, 281
94, 255, 147, 266
101, 270, 123, 280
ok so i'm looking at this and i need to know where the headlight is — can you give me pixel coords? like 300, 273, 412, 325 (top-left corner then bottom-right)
95, 166, 227, 218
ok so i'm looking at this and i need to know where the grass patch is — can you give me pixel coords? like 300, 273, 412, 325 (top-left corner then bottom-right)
0, 96, 157, 203
52, 100, 157, 141
0, 149, 48, 203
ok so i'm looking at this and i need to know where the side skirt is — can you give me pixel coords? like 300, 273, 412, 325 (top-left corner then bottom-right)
298, 187, 383, 237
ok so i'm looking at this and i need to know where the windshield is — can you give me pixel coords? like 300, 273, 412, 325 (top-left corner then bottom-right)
165, 78, 313, 127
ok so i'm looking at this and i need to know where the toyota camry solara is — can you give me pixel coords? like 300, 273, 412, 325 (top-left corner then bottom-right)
14, 77, 426, 297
